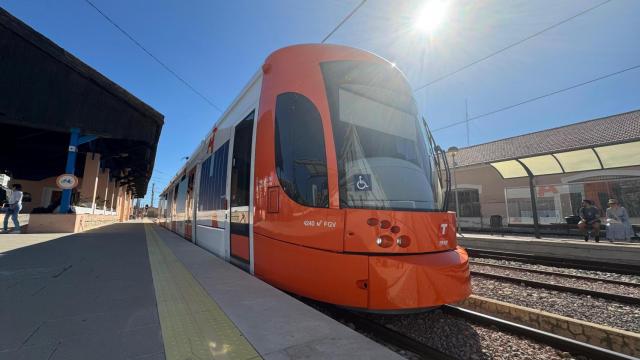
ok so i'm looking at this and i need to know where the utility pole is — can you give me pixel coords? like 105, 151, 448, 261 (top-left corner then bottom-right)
150, 182, 155, 208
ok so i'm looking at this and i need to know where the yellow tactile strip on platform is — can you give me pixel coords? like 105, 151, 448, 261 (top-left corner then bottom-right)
144, 224, 261, 360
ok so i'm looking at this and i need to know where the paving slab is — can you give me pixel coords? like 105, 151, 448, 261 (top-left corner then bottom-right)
152, 224, 403, 360
1, 222, 404, 360
0, 233, 69, 253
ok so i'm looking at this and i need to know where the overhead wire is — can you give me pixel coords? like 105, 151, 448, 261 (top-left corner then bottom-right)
414, 0, 613, 91
321, 0, 367, 43
83, 0, 224, 113
431, 63, 640, 132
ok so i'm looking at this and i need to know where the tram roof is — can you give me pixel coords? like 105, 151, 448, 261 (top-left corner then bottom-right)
0, 7, 164, 196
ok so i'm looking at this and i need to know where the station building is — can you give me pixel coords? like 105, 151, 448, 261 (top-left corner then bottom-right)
0, 8, 163, 232
446, 110, 640, 234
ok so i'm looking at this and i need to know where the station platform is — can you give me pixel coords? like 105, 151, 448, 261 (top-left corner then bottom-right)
458, 232, 640, 266
0, 222, 402, 360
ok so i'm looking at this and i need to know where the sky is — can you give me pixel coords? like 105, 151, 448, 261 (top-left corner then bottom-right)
2, 0, 639, 206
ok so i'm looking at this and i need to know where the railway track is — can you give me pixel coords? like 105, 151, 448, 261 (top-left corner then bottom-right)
441, 306, 636, 360
471, 270, 640, 305
325, 304, 636, 360
469, 260, 640, 287
322, 305, 456, 360
466, 248, 640, 276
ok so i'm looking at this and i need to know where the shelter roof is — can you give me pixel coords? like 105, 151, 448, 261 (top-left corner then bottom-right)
450, 110, 640, 167
0, 7, 164, 196
448, 110, 640, 178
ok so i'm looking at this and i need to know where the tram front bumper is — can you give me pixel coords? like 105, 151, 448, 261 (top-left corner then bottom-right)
367, 246, 471, 310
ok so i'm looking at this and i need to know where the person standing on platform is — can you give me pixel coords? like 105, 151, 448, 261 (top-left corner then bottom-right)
578, 199, 601, 242
1, 183, 23, 233
606, 199, 633, 241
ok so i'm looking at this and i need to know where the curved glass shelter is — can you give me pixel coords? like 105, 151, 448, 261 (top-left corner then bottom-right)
488, 140, 640, 238
490, 141, 640, 179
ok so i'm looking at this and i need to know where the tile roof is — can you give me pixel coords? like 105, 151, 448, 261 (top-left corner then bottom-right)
448, 110, 640, 167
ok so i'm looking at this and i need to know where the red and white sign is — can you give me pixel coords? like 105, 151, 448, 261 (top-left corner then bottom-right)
537, 185, 558, 197
56, 174, 79, 190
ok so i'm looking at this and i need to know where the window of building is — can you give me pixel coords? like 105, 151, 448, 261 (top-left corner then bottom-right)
199, 141, 230, 211
507, 198, 532, 219
275, 92, 329, 208
448, 189, 481, 217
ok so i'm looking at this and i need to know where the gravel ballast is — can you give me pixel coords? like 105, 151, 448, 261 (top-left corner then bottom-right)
369, 310, 588, 360
471, 258, 640, 284
472, 275, 640, 333
470, 263, 640, 298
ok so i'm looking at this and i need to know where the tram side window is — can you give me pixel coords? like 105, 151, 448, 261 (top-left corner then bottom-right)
275, 92, 329, 208
176, 176, 188, 213
199, 141, 230, 211
172, 185, 179, 214
167, 191, 173, 215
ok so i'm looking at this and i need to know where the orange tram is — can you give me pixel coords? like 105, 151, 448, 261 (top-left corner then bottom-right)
158, 44, 471, 311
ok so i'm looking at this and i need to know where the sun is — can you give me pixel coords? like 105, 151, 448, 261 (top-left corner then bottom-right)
413, 1, 449, 34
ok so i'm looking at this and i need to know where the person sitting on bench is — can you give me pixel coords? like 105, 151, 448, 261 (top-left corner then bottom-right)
578, 199, 601, 242
606, 199, 633, 241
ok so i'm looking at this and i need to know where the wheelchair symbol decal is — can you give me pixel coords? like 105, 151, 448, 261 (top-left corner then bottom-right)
354, 174, 371, 192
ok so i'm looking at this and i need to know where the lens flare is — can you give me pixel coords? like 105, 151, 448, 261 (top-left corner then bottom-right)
413, 1, 449, 34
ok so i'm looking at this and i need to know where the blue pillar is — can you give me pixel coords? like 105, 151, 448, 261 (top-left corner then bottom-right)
60, 128, 80, 213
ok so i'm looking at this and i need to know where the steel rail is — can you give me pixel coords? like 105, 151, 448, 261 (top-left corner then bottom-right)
322, 305, 457, 360
466, 248, 640, 276
470, 260, 640, 287
318, 299, 636, 360
442, 305, 637, 360
471, 270, 640, 305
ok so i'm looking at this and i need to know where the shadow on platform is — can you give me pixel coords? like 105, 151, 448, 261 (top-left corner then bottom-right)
0, 223, 164, 360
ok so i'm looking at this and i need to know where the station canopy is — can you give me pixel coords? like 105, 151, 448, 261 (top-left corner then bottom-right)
448, 110, 640, 179
490, 141, 640, 178
0, 8, 164, 196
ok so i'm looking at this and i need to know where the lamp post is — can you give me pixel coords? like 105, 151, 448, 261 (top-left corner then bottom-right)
448, 146, 462, 235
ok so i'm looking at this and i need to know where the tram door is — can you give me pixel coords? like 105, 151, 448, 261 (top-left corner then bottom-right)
184, 168, 196, 241
229, 112, 255, 269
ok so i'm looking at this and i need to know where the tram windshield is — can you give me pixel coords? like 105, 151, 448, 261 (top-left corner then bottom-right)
322, 61, 443, 211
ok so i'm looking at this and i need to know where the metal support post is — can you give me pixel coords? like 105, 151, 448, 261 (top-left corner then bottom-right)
150, 183, 155, 208
452, 154, 462, 236
60, 128, 80, 213
517, 160, 541, 239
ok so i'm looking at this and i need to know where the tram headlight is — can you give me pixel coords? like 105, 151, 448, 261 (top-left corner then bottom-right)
376, 235, 394, 248
396, 235, 411, 248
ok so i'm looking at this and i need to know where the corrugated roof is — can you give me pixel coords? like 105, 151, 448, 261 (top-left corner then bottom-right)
449, 110, 640, 167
